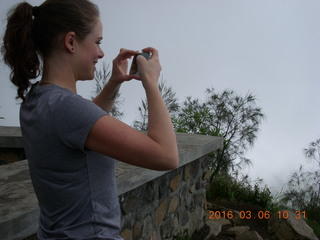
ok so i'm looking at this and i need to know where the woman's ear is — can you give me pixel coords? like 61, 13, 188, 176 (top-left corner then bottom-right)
64, 32, 76, 53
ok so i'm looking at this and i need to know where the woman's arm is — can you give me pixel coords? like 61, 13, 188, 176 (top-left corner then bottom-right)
92, 80, 121, 112
85, 47, 179, 170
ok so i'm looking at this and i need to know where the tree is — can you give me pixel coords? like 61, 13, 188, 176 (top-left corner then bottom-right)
92, 62, 124, 119
304, 138, 320, 166
133, 79, 179, 131
173, 88, 265, 175
281, 138, 320, 223
134, 85, 265, 175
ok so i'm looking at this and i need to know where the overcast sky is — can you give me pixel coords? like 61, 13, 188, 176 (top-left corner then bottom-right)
1, 0, 319, 194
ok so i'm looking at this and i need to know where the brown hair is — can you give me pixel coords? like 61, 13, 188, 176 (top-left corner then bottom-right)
1, 0, 99, 101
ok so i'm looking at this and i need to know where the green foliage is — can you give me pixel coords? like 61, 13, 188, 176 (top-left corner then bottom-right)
207, 173, 276, 211
281, 167, 320, 222
304, 138, 320, 166
92, 62, 124, 119
282, 166, 319, 209
133, 79, 179, 131
173, 88, 265, 175
173, 97, 212, 135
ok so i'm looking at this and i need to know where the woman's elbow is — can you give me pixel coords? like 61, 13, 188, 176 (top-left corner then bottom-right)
171, 154, 180, 169
162, 154, 179, 171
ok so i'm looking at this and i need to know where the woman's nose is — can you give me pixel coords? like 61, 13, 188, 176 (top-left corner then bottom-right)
99, 49, 104, 59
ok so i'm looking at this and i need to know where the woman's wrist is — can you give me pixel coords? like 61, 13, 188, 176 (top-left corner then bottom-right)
142, 76, 159, 90
105, 80, 121, 100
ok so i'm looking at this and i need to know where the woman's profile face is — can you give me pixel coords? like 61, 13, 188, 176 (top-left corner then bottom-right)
74, 18, 104, 81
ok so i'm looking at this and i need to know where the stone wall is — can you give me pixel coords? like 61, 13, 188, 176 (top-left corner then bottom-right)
0, 127, 25, 164
119, 155, 212, 240
0, 128, 223, 240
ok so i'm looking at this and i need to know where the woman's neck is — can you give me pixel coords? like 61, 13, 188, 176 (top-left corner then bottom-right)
40, 55, 77, 93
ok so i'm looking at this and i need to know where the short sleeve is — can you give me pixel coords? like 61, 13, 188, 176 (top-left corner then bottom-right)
53, 93, 107, 151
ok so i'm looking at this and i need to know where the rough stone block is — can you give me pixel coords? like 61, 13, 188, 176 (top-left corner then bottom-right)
160, 217, 173, 239
183, 164, 190, 181
151, 231, 158, 240
235, 230, 263, 240
170, 173, 182, 192
158, 177, 170, 199
188, 184, 196, 193
133, 222, 142, 239
194, 191, 206, 208
141, 181, 155, 203
121, 193, 139, 215
168, 196, 180, 213
214, 217, 231, 227
188, 205, 204, 235
268, 210, 318, 240
120, 228, 132, 240
190, 160, 201, 179
155, 198, 168, 224
172, 213, 180, 236
179, 207, 189, 227
142, 215, 154, 239
179, 184, 188, 200
195, 178, 202, 190
225, 226, 250, 237
204, 220, 222, 239
202, 170, 212, 182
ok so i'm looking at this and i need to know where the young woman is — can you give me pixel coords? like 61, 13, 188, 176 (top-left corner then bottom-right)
2, 0, 179, 239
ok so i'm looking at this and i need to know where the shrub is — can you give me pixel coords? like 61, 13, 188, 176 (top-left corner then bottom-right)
206, 173, 276, 211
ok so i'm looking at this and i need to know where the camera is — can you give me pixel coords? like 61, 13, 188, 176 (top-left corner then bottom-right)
129, 52, 151, 75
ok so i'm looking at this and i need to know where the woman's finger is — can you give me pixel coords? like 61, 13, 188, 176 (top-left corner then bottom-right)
141, 47, 158, 59
116, 49, 137, 61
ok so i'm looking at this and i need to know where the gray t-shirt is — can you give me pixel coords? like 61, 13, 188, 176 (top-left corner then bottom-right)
20, 83, 123, 240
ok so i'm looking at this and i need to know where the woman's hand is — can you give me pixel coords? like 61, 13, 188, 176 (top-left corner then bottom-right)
136, 47, 162, 88
109, 48, 139, 84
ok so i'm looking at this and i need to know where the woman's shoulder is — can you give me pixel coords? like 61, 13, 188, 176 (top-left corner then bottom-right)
22, 82, 104, 121
27, 82, 88, 106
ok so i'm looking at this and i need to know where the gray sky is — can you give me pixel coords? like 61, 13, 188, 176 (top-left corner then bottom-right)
1, 0, 319, 194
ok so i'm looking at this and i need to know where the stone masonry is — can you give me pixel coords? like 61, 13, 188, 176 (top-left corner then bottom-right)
119, 155, 213, 240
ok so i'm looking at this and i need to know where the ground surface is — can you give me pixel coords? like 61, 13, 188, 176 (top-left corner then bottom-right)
208, 200, 270, 239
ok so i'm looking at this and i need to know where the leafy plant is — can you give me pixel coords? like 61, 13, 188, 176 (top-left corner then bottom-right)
206, 173, 276, 211
173, 88, 265, 175
280, 138, 320, 235
133, 79, 179, 131
304, 138, 320, 166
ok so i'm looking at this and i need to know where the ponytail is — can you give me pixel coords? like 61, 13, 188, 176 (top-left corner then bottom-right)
1, 2, 40, 102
